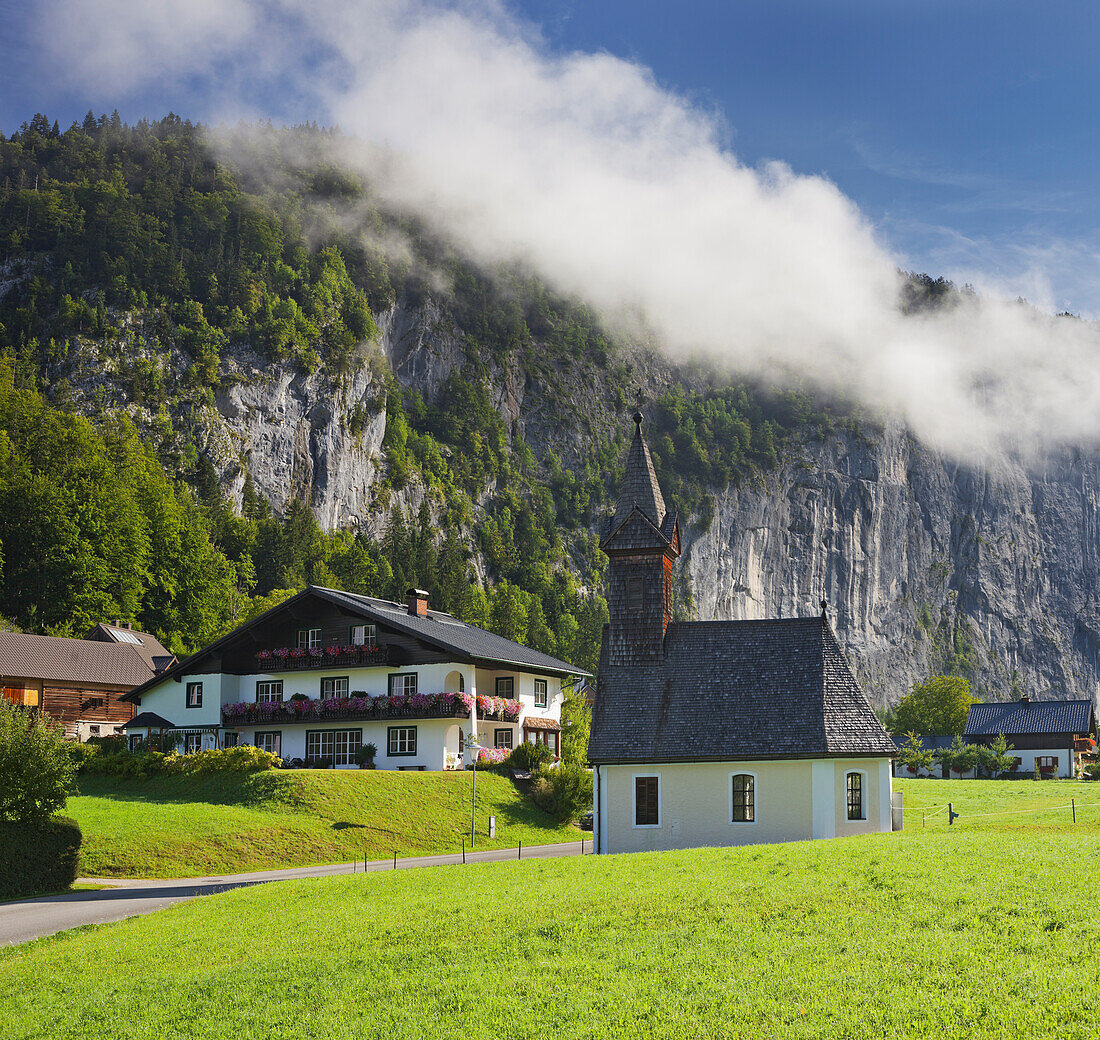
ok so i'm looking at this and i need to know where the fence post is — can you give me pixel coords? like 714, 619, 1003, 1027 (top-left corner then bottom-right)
518, 841, 522, 860
462, 839, 466, 864
393, 850, 397, 870
1072, 799, 1076, 823
948, 802, 957, 825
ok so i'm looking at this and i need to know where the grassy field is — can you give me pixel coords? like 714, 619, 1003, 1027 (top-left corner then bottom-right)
70, 770, 578, 877
3, 778, 1099, 1038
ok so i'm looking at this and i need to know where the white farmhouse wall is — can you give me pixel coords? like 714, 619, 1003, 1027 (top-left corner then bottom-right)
128, 660, 563, 771
596, 758, 893, 854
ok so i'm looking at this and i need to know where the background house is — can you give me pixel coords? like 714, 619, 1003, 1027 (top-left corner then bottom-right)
122, 586, 586, 767
0, 623, 174, 738
589, 416, 897, 854
964, 696, 1096, 778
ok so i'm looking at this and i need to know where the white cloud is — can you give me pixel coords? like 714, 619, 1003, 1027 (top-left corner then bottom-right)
30, 0, 1100, 461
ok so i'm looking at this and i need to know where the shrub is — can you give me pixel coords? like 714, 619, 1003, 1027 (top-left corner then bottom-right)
510, 741, 554, 772
1083, 763, 1100, 781
0, 700, 76, 822
530, 763, 592, 822
355, 743, 377, 768
0, 817, 82, 900
81, 745, 279, 778
170, 746, 280, 774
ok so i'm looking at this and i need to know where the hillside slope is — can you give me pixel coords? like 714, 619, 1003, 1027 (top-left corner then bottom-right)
71, 771, 578, 877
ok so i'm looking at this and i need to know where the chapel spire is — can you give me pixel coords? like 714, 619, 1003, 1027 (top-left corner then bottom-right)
612, 412, 666, 530
601, 414, 680, 665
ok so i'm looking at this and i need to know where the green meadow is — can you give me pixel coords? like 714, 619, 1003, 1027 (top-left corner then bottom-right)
70, 770, 578, 877
3, 778, 1099, 1039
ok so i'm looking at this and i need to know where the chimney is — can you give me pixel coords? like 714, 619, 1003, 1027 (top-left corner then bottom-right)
406, 588, 429, 617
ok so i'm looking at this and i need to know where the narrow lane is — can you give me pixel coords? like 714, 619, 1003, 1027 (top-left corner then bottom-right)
0, 840, 587, 947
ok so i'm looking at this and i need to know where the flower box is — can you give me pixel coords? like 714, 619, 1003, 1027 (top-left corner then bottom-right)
222, 691, 523, 726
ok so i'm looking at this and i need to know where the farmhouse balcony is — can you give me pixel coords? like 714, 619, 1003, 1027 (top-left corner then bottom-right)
253, 646, 391, 671
222, 692, 523, 727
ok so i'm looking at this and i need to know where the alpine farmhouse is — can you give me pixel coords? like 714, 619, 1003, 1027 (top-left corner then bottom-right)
589, 414, 897, 854
122, 587, 586, 768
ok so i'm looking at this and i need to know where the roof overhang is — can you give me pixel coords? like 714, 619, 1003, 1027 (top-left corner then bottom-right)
587, 751, 897, 766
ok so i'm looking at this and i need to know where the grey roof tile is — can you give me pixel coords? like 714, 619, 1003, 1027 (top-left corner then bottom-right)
965, 699, 1095, 737
589, 617, 896, 763
0, 632, 155, 686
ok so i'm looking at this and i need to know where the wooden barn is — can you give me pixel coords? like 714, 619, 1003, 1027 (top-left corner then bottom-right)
0, 624, 175, 738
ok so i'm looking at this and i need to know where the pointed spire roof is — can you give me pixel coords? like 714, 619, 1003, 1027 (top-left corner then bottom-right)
613, 413, 666, 530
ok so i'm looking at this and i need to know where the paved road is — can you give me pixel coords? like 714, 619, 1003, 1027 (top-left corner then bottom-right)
0, 840, 588, 947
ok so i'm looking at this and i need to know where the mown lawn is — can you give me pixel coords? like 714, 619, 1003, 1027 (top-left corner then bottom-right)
70, 770, 578, 877
3, 779, 1099, 1038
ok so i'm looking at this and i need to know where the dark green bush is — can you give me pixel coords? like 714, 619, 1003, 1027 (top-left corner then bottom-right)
530, 764, 593, 822
0, 816, 82, 900
510, 741, 554, 772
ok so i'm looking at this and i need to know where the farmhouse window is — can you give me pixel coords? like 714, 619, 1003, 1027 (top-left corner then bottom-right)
321, 676, 349, 699
496, 676, 514, 698
186, 682, 203, 709
184, 732, 203, 755
350, 624, 377, 649
846, 772, 864, 820
296, 628, 321, 649
306, 729, 363, 766
388, 726, 417, 756
494, 728, 513, 749
256, 680, 283, 703
223, 732, 239, 748
1037, 756, 1057, 771
255, 731, 281, 756
128, 734, 142, 752
534, 678, 548, 708
634, 776, 659, 827
732, 774, 755, 822
389, 673, 418, 696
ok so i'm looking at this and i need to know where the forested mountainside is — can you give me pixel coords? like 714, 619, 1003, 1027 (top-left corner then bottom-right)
2, 113, 1099, 707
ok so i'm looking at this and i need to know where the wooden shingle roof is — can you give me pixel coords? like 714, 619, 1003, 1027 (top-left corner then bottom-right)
611, 413, 665, 531
588, 617, 896, 763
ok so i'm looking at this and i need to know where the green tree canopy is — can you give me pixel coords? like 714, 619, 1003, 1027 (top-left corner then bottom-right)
890, 675, 974, 737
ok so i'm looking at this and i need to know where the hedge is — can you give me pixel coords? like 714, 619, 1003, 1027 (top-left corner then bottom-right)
0, 817, 82, 901
79, 745, 280, 778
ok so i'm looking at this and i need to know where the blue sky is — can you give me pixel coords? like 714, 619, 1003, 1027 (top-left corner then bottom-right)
3, 0, 1099, 314
512, 0, 1100, 314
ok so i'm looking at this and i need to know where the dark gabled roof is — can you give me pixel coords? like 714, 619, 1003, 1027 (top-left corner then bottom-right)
0, 631, 156, 686
122, 585, 588, 702
965, 699, 1095, 737
314, 587, 589, 678
123, 711, 176, 729
611, 414, 665, 531
589, 617, 896, 763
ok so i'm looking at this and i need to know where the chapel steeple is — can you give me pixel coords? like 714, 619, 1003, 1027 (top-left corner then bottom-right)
601, 414, 681, 664
612, 413, 666, 530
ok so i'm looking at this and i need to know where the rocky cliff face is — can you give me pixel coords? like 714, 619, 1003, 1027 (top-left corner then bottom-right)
50, 292, 1100, 708
684, 423, 1100, 707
